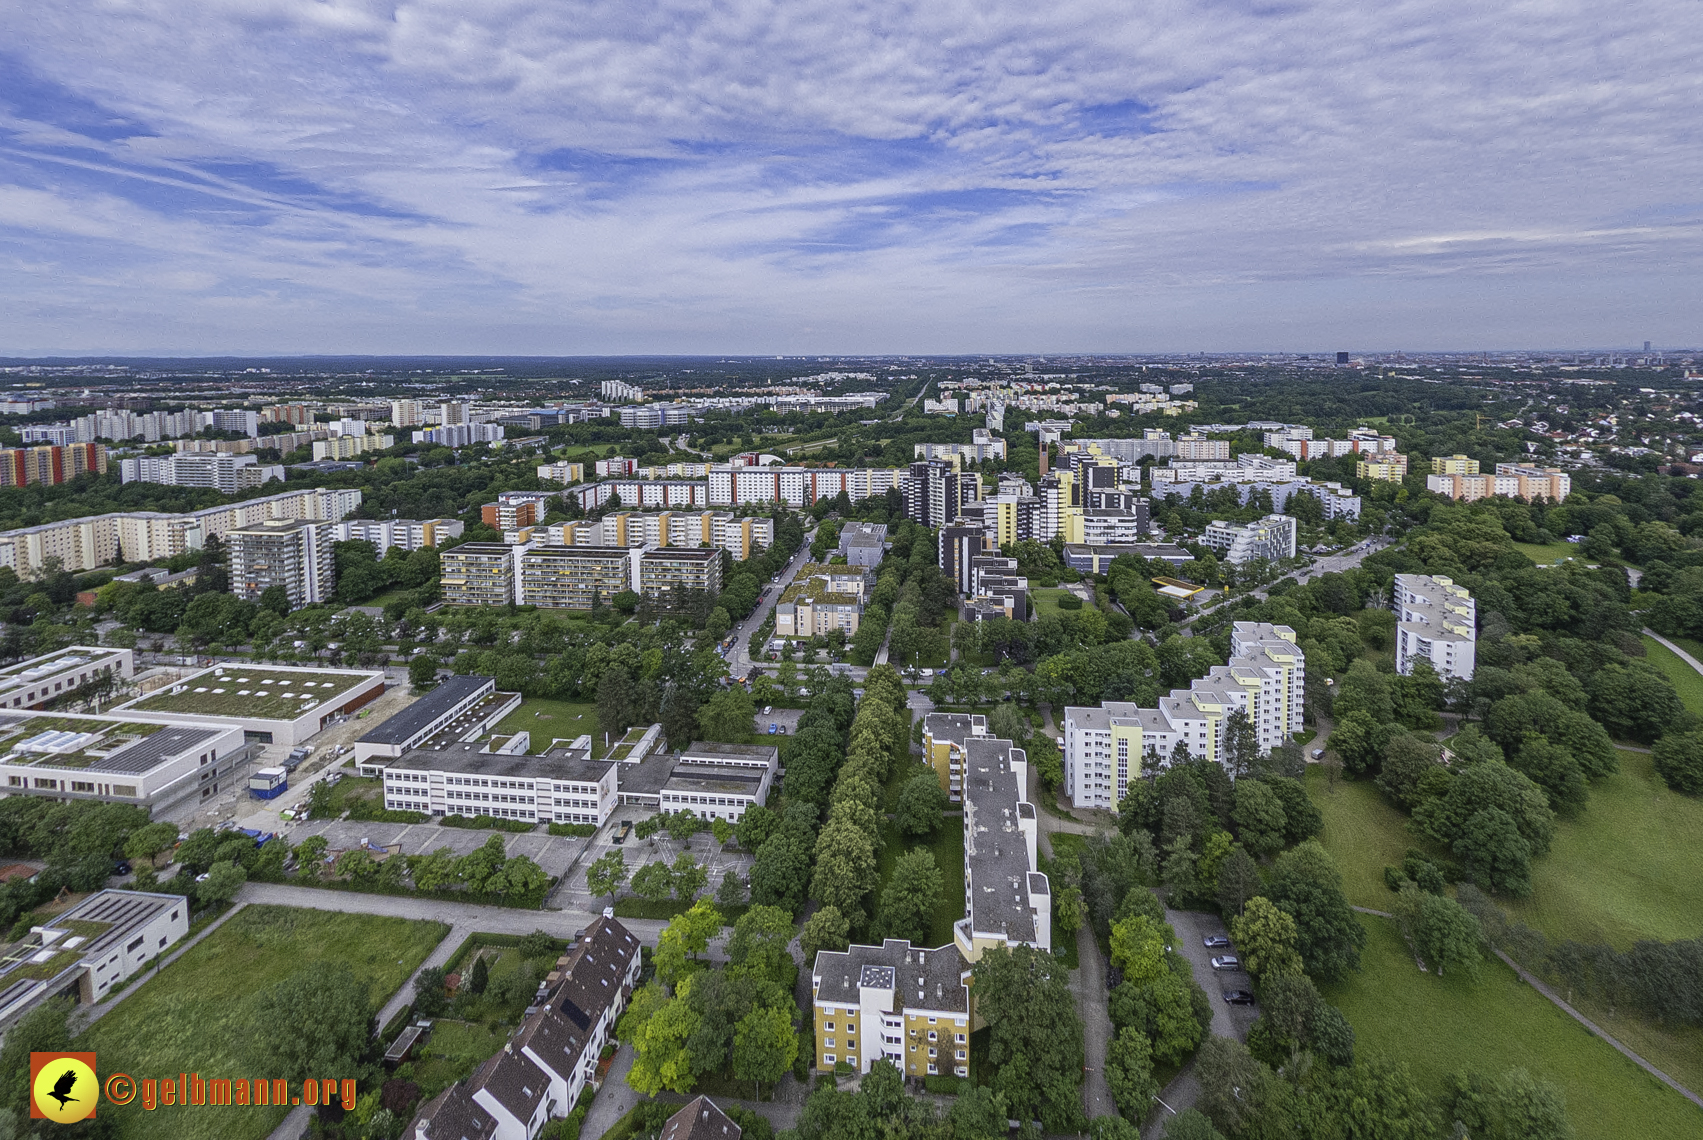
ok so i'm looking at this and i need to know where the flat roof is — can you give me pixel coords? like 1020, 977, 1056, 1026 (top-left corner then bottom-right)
357, 675, 494, 746
961, 736, 1038, 945
123, 665, 378, 721
0, 714, 218, 773
680, 741, 779, 766
387, 742, 614, 785
664, 768, 765, 796
0, 647, 127, 698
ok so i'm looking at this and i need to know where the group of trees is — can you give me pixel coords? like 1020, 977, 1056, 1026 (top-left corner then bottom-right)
791, 1058, 1013, 1140
619, 902, 800, 1097
850, 522, 956, 667
809, 667, 921, 938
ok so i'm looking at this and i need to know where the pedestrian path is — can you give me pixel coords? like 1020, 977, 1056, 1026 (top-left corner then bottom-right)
1350, 906, 1701, 1110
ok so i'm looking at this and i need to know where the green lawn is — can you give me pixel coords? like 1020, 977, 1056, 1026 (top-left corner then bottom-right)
1641, 635, 1703, 716
1503, 749, 1703, 948
1514, 540, 1581, 566
1324, 914, 1700, 1140
81, 906, 447, 1140
1305, 768, 1450, 909
493, 698, 600, 754
409, 1018, 509, 1098
1031, 588, 1081, 620
873, 812, 966, 950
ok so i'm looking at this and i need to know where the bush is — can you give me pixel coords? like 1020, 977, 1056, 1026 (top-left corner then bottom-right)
548, 822, 597, 838
1056, 593, 1083, 610
1651, 731, 1703, 794
441, 814, 537, 833
924, 1075, 970, 1095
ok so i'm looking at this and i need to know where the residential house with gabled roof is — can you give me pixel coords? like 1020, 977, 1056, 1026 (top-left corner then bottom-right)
409, 916, 641, 1140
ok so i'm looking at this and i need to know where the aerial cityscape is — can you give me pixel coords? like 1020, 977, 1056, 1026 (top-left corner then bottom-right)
2, 2, 1701, 1140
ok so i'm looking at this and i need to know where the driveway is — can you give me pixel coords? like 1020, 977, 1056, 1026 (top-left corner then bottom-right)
1076, 924, 1116, 1122
727, 529, 817, 679
281, 817, 594, 880
1142, 908, 1257, 1139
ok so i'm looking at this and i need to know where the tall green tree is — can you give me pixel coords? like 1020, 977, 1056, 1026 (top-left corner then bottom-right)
1261, 840, 1365, 982
970, 945, 1086, 1133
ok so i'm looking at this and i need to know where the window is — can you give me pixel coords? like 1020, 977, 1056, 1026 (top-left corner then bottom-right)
823, 1055, 835, 1065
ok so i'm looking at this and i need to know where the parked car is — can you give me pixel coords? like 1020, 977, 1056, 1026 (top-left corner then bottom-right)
768, 723, 778, 735
1311, 748, 1326, 759
1210, 955, 1242, 971
1222, 990, 1256, 1005
113, 859, 131, 876
1202, 935, 1231, 949
763, 706, 773, 715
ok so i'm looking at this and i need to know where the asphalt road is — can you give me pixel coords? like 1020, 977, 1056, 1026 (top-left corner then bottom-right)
726, 527, 818, 680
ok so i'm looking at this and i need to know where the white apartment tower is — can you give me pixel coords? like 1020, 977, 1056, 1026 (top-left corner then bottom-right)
1393, 574, 1476, 681
226, 518, 334, 608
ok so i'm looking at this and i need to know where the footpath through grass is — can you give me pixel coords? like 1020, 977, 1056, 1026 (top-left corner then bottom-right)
81, 905, 448, 1140
1324, 915, 1701, 1140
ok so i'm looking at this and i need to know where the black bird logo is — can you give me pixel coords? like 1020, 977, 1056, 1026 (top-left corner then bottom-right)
47, 1067, 79, 1109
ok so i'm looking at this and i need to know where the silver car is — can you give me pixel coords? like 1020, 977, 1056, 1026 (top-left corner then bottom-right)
1210, 955, 1242, 971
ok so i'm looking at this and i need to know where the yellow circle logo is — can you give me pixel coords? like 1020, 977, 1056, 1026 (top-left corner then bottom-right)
32, 1056, 98, 1123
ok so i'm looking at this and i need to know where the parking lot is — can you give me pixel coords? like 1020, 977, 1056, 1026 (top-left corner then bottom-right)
1166, 907, 1260, 1040
281, 817, 593, 879
755, 707, 804, 736
552, 819, 756, 912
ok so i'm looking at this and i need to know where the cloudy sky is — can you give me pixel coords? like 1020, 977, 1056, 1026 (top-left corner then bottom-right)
1, 0, 1699, 355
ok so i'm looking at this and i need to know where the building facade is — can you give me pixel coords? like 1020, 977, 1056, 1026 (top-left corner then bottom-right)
1393, 574, 1476, 681
1201, 514, 1297, 564
0, 443, 107, 487
331, 517, 462, 555
119, 452, 282, 493
227, 518, 334, 607
440, 542, 519, 607
1063, 622, 1303, 808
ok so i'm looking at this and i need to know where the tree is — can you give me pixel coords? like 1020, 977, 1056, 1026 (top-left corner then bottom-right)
586, 850, 628, 904
726, 904, 796, 985
1109, 914, 1168, 986
672, 852, 708, 901
874, 848, 941, 945
198, 859, 247, 906
1452, 807, 1534, 897
895, 772, 948, 838
750, 830, 813, 913
1162, 1109, 1226, 1140
1327, 710, 1384, 776
712, 817, 734, 846
1652, 730, 1703, 794
1509, 732, 1588, 815
258, 584, 291, 616
1220, 709, 1261, 778
247, 965, 371, 1080
470, 954, 490, 995
408, 654, 438, 690
1231, 780, 1286, 859
656, 899, 722, 986
811, 821, 877, 927
293, 833, 330, 876
1376, 735, 1442, 810
971, 945, 1086, 1133
732, 1004, 798, 1098
626, 988, 701, 1095
1414, 760, 1555, 857
123, 820, 179, 865
632, 860, 675, 903
597, 664, 638, 739
1392, 885, 1485, 977
1216, 846, 1261, 916
413, 966, 449, 1018
717, 869, 747, 908
518, 929, 555, 960
1229, 897, 1303, 980
800, 905, 851, 960
1250, 969, 1321, 1072
698, 687, 757, 743
1105, 1027, 1160, 1121
1263, 840, 1365, 981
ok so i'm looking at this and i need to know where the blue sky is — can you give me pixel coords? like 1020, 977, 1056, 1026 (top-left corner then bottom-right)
0, 1, 1699, 354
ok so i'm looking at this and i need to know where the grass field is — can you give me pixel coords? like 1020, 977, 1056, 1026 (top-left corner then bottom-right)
494, 697, 600, 754
873, 811, 966, 949
1514, 540, 1582, 566
1323, 914, 1701, 1140
1642, 635, 1703, 716
1305, 767, 1450, 908
81, 905, 447, 1140
1503, 749, 1703, 948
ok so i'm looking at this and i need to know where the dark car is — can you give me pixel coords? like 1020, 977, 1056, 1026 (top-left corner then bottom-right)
1222, 989, 1256, 1005
113, 859, 132, 876
1203, 935, 1231, 949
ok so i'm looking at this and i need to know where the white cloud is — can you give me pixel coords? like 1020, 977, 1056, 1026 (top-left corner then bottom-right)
0, 0, 1699, 352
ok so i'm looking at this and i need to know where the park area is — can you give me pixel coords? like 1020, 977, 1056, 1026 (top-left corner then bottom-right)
1307, 754, 1703, 1109
80, 905, 447, 1140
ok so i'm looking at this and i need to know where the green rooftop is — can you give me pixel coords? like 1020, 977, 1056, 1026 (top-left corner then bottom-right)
125, 667, 371, 721
0, 715, 165, 770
